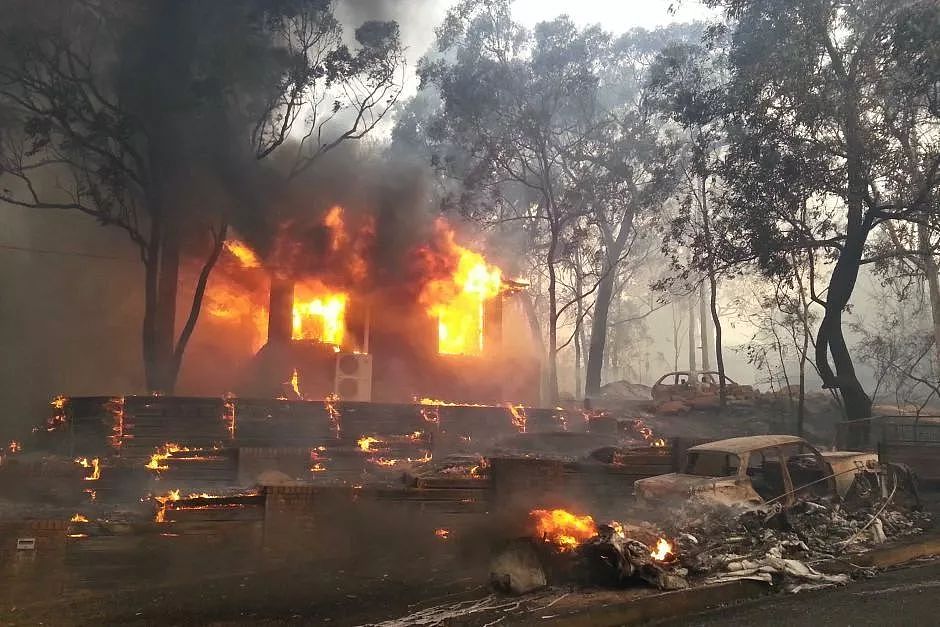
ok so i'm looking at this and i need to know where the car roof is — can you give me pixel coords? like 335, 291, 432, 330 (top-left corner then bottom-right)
688, 435, 807, 454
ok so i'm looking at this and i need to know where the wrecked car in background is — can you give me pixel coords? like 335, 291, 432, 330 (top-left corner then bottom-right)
634, 435, 918, 508
651, 371, 757, 401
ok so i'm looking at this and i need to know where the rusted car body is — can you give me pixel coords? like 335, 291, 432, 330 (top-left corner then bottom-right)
634, 435, 880, 507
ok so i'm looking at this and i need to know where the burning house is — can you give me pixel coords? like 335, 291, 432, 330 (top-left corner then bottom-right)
200, 208, 540, 406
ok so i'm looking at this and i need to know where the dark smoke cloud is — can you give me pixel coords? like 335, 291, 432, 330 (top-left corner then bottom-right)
228, 141, 442, 293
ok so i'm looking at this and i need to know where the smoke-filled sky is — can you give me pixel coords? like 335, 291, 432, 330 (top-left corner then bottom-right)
336, 0, 713, 94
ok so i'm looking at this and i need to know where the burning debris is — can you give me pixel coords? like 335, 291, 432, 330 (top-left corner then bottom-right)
530, 509, 597, 551
493, 487, 932, 598
75, 457, 100, 481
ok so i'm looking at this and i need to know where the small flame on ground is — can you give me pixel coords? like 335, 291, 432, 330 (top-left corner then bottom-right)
70, 513, 89, 523
651, 537, 673, 561
8, 440, 21, 454
434, 528, 450, 540
530, 508, 597, 551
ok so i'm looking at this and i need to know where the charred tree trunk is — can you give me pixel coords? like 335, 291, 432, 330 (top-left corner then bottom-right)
816, 97, 873, 447
167, 221, 228, 391
585, 210, 634, 398
584, 269, 615, 398
142, 220, 162, 393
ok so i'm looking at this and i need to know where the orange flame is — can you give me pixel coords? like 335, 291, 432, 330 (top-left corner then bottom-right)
145, 443, 188, 471
632, 419, 666, 447
418, 221, 504, 356
223, 239, 262, 268
289, 369, 302, 399
292, 282, 347, 346
505, 403, 527, 433
75, 457, 100, 481
70, 513, 89, 523
357, 436, 382, 453
530, 508, 597, 551
651, 537, 673, 561
435, 528, 450, 540
325, 393, 341, 437
8, 440, 21, 454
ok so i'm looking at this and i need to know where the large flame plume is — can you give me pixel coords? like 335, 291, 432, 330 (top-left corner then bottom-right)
418, 221, 503, 356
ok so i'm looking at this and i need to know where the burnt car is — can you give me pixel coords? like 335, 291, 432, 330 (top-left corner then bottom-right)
651, 371, 756, 401
634, 435, 901, 508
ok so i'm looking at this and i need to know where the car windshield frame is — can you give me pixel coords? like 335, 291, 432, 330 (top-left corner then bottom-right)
683, 450, 742, 477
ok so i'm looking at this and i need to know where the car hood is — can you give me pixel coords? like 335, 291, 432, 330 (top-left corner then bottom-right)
634, 472, 737, 498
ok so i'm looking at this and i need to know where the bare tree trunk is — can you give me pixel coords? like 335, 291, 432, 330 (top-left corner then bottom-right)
918, 223, 940, 373
688, 294, 697, 385
699, 281, 710, 370
152, 227, 179, 393
575, 269, 584, 400
546, 230, 559, 403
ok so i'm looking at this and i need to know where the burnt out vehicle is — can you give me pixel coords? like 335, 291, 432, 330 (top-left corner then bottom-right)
634, 435, 915, 508
651, 371, 756, 401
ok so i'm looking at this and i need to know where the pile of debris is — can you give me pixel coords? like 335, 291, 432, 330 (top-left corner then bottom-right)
491, 497, 931, 596
667, 496, 931, 591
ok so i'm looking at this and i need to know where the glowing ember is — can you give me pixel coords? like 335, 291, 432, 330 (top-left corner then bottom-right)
369, 451, 433, 467
223, 394, 237, 437
418, 221, 504, 355
223, 239, 262, 268
651, 537, 673, 561
530, 508, 597, 551
75, 457, 101, 481
107, 397, 124, 449
8, 440, 21, 454
310, 463, 327, 472
505, 404, 527, 433
632, 418, 666, 447
70, 513, 89, 523
435, 528, 450, 540
145, 443, 188, 471
292, 282, 347, 347
325, 393, 341, 437
357, 436, 382, 453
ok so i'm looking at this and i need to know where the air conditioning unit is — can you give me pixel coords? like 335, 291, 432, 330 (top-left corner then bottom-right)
334, 352, 373, 401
